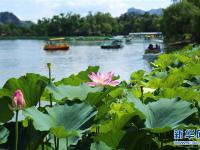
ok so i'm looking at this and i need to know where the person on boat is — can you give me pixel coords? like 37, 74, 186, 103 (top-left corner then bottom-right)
158, 45, 161, 51
148, 44, 154, 50
155, 44, 159, 49
155, 44, 161, 52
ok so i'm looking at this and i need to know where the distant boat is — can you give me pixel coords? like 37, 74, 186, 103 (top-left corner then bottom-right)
44, 38, 69, 51
101, 37, 124, 49
143, 44, 163, 60
125, 37, 132, 44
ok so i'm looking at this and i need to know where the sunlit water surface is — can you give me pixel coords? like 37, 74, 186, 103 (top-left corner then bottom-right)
0, 40, 158, 86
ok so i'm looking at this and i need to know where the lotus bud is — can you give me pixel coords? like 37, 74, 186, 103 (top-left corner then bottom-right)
11, 89, 26, 110
47, 63, 51, 70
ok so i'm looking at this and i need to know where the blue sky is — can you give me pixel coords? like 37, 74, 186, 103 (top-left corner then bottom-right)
0, 0, 171, 22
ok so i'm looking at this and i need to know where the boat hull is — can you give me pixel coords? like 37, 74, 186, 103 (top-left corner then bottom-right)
143, 52, 163, 61
143, 53, 160, 59
101, 45, 123, 49
44, 45, 69, 51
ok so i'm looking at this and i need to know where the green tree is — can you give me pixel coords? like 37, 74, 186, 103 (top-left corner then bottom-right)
161, 0, 200, 42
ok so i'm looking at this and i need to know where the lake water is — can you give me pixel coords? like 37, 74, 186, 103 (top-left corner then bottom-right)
0, 39, 156, 86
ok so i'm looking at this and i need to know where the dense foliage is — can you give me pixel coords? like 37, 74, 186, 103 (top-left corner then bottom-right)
0, 12, 161, 37
0, 44, 200, 149
161, 0, 200, 42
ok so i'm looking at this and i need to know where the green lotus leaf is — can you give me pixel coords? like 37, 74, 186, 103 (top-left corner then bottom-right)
23, 103, 97, 138
147, 101, 196, 130
0, 125, 9, 144
52, 137, 80, 150
143, 92, 158, 103
99, 102, 140, 134
147, 78, 161, 88
1, 73, 48, 106
184, 76, 200, 86
155, 54, 190, 70
90, 141, 112, 150
46, 83, 102, 101
0, 96, 14, 123
184, 64, 200, 75
154, 54, 175, 70
119, 130, 159, 150
154, 71, 168, 79
131, 87, 142, 98
55, 66, 99, 86
148, 69, 188, 88
109, 87, 124, 98
127, 93, 197, 132
50, 126, 78, 138
159, 87, 200, 102
130, 70, 145, 83
2, 122, 47, 150
94, 130, 125, 149
86, 86, 117, 107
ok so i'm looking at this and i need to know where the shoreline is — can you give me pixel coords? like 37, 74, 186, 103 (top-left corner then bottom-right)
0, 36, 112, 41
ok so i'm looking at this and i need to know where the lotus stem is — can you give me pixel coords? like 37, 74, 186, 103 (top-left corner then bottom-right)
96, 125, 100, 134
47, 63, 53, 107
140, 86, 144, 103
194, 101, 200, 125
102, 86, 106, 92
54, 136, 57, 150
42, 143, 44, 150
57, 138, 59, 150
47, 63, 52, 83
196, 102, 200, 124
195, 100, 200, 150
47, 63, 55, 150
39, 100, 41, 108
50, 94, 53, 107
15, 110, 19, 150
159, 133, 163, 149
66, 138, 68, 150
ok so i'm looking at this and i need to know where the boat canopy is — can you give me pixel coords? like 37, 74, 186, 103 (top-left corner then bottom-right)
48, 38, 66, 41
109, 37, 124, 41
129, 32, 162, 36
129, 32, 163, 39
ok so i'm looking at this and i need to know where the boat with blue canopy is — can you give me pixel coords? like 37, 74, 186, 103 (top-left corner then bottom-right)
101, 37, 124, 49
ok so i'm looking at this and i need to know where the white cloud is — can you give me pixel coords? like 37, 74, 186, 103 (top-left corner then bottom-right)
0, 0, 171, 22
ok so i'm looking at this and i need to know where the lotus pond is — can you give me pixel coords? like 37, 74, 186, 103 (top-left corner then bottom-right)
0, 44, 200, 150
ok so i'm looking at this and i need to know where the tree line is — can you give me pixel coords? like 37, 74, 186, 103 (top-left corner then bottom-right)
0, 0, 200, 43
0, 12, 161, 37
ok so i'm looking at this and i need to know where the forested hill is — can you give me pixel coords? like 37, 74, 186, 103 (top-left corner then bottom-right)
0, 12, 33, 27
0, 12, 21, 25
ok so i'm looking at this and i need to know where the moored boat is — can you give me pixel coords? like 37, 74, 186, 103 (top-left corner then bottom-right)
44, 38, 69, 51
101, 38, 124, 49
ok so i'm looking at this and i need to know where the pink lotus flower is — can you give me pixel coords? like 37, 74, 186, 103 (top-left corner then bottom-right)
10, 90, 26, 110
87, 72, 120, 87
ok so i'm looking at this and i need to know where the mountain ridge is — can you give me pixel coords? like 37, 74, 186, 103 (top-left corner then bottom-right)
0, 12, 33, 26
0, 8, 162, 27
127, 7, 163, 15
